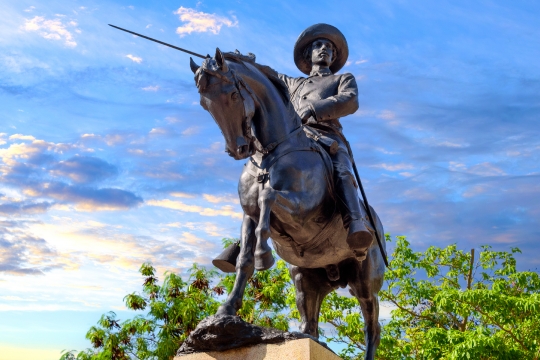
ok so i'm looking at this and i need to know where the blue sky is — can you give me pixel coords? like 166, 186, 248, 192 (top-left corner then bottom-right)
1, 0, 539, 358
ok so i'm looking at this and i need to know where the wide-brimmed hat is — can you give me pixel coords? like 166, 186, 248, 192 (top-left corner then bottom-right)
293, 23, 349, 75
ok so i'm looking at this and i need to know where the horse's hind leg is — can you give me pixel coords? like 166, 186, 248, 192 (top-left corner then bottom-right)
290, 265, 335, 338
216, 214, 256, 315
348, 257, 384, 360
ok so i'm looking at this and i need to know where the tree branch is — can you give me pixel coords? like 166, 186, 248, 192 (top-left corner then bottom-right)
460, 249, 475, 331
387, 297, 448, 330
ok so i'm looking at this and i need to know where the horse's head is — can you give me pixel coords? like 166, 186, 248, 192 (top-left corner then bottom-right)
190, 48, 255, 160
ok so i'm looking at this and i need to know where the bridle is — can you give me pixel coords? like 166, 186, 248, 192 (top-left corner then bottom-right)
198, 61, 301, 157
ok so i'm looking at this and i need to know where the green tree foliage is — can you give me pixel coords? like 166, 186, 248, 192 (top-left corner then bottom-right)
321, 236, 540, 360
60, 246, 292, 360
62, 237, 540, 360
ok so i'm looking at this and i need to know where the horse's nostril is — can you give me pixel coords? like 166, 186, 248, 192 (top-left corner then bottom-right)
237, 145, 248, 155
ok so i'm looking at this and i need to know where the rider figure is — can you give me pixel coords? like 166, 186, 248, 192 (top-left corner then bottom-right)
279, 23, 373, 259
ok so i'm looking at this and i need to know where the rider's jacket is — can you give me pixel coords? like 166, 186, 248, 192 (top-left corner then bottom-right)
278, 68, 359, 133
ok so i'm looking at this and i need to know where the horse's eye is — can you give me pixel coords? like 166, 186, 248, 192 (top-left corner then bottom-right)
231, 92, 239, 101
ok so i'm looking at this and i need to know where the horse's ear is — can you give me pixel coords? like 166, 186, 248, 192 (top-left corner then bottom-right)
190, 57, 200, 74
215, 48, 228, 72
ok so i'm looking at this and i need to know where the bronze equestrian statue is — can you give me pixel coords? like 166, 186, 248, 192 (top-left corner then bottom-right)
109, 22, 387, 360
189, 24, 386, 360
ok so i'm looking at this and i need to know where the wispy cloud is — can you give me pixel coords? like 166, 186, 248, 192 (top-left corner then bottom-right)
23, 16, 78, 47
50, 156, 118, 184
373, 163, 414, 171
202, 193, 239, 204
181, 126, 200, 136
170, 192, 196, 198
147, 199, 242, 219
126, 54, 142, 63
142, 85, 159, 91
174, 7, 238, 37
9, 134, 35, 141
0, 135, 142, 212
0, 220, 77, 275
0, 201, 51, 216
165, 221, 225, 237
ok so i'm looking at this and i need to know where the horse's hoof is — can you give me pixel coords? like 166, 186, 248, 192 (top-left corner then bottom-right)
347, 219, 373, 254
254, 250, 275, 270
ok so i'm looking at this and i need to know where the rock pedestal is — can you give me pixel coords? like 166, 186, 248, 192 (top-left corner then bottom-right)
174, 338, 341, 360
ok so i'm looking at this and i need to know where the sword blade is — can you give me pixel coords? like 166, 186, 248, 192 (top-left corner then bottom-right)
108, 24, 207, 59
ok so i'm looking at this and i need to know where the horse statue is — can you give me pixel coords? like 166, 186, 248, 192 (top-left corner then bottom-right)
190, 48, 386, 360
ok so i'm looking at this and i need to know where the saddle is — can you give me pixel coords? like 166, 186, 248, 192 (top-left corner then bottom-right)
244, 125, 335, 196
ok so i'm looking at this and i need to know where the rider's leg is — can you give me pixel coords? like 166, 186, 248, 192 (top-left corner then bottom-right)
331, 148, 374, 260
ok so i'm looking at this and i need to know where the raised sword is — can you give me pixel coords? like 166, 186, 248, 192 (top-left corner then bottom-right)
108, 24, 207, 59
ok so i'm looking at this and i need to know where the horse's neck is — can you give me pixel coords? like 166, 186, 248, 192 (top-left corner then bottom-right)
238, 63, 298, 148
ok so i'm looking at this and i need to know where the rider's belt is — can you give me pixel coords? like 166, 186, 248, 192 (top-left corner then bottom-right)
303, 126, 338, 155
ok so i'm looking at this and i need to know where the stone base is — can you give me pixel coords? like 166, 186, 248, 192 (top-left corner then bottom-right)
174, 338, 341, 360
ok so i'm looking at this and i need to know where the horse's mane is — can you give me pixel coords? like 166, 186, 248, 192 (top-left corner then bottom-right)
198, 50, 291, 104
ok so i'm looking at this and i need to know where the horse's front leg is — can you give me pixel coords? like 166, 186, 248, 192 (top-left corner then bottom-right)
254, 186, 276, 270
254, 185, 303, 270
216, 213, 256, 315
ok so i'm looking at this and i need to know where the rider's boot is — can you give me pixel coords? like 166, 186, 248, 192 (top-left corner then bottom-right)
336, 175, 374, 261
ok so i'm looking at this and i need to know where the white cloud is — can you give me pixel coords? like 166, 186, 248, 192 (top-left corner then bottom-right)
142, 85, 159, 91
174, 7, 238, 37
23, 16, 78, 47
147, 199, 242, 219
126, 54, 142, 63
203, 193, 239, 204
355, 59, 368, 65
437, 140, 469, 148
377, 110, 396, 120
24, 6, 36, 12
468, 162, 506, 176
181, 126, 200, 136
373, 163, 414, 171
449, 161, 506, 176
170, 192, 196, 198
9, 134, 36, 141
149, 127, 168, 135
